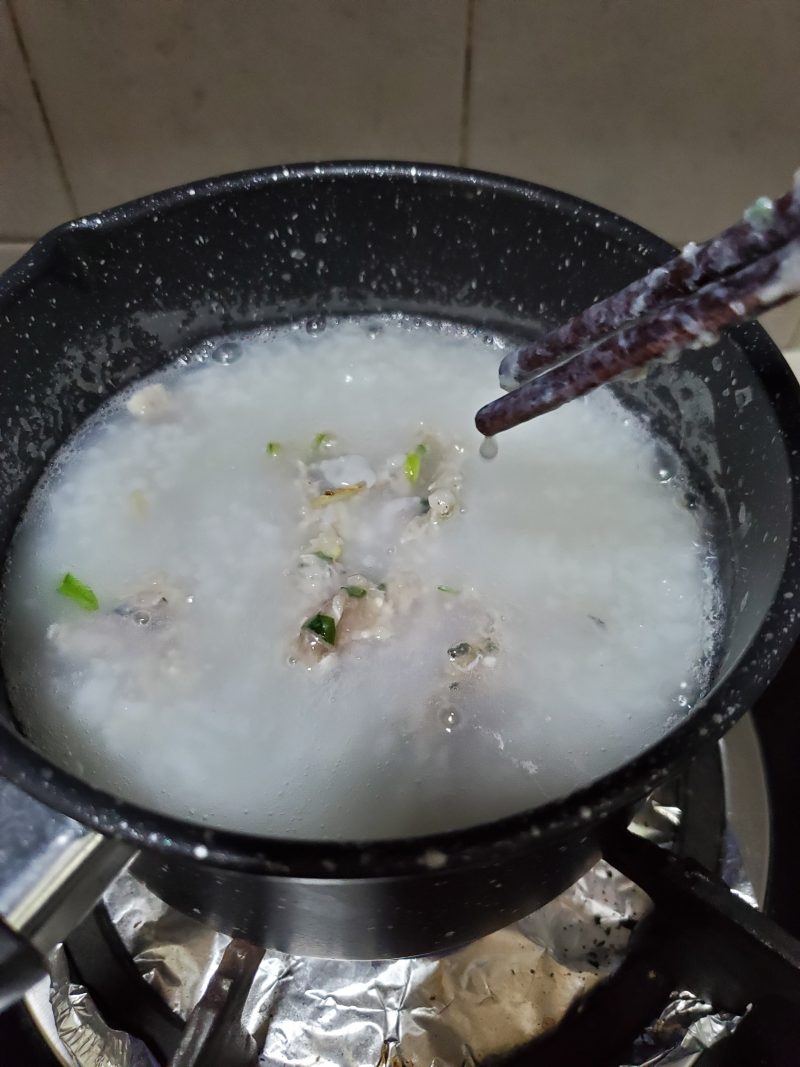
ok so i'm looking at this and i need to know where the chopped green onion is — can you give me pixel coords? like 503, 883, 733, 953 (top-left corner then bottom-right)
437, 584, 460, 595
266, 441, 281, 456
344, 585, 367, 598
57, 573, 99, 611
404, 451, 421, 483
304, 612, 336, 645
416, 443, 428, 455
312, 431, 333, 452
313, 542, 343, 562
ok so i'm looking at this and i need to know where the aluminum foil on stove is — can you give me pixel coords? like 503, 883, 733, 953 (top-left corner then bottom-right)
48, 951, 159, 1067
626, 993, 740, 1067
102, 858, 642, 1065
44, 789, 745, 1067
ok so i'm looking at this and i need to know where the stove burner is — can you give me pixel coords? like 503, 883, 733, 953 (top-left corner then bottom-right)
17, 713, 800, 1067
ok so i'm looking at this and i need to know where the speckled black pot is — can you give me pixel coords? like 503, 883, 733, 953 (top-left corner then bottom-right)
1, 162, 799, 960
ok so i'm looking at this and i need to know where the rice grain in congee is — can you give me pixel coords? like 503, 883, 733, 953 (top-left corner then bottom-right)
0, 318, 720, 839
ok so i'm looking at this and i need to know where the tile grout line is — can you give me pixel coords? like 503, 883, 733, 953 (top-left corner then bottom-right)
5, 0, 79, 219
457, 0, 476, 168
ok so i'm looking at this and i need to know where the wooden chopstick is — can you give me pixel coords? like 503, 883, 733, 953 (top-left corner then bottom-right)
478, 179, 800, 437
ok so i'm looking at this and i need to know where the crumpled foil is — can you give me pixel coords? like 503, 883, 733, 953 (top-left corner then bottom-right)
48, 951, 159, 1067
624, 993, 739, 1067
44, 789, 746, 1067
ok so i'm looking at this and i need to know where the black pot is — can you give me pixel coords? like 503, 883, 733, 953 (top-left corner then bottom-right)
0, 163, 799, 995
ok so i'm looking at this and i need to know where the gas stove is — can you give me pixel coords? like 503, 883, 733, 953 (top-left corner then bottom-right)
2, 643, 800, 1067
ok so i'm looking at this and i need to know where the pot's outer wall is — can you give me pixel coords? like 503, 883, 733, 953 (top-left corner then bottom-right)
0, 164, 799, 955
134, 829, 599, 959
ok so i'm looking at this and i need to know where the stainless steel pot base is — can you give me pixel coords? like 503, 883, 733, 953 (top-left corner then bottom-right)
23, 716, 768, 1067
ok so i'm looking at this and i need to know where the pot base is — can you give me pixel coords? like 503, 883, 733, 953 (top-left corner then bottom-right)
23, 715, 766, 1066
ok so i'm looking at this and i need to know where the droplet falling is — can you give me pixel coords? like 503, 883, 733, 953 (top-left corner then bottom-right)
480, 436, 498, 460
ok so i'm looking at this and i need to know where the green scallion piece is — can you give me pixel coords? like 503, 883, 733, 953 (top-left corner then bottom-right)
304, 612, 336, 645
416, 443, 428, 455
312, 431, 332, 452
57, 572, 99, 611
312, 541, 342, 562
344, 585, 367, 598
437, 584, 460, 595
404, 451, 421, 483
266, 441, 281, 456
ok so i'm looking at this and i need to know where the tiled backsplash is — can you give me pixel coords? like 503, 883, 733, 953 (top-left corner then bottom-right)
2, 0, 799, 343
0, 1, 74, 235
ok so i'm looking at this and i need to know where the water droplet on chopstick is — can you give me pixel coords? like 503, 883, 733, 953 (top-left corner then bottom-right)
480, 436, 498, 460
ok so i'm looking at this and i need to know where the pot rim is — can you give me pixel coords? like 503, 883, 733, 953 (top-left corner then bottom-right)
1, 159, 799, 880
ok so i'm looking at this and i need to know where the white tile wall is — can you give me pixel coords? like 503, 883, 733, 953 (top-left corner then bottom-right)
465, 0, 800, 344
10, 0, 467, 214
0, 241, 30, 274
468, 0, 800, 245
2, 0, 800, 344
0, 1, 73, 237
761, 300, 800, 351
